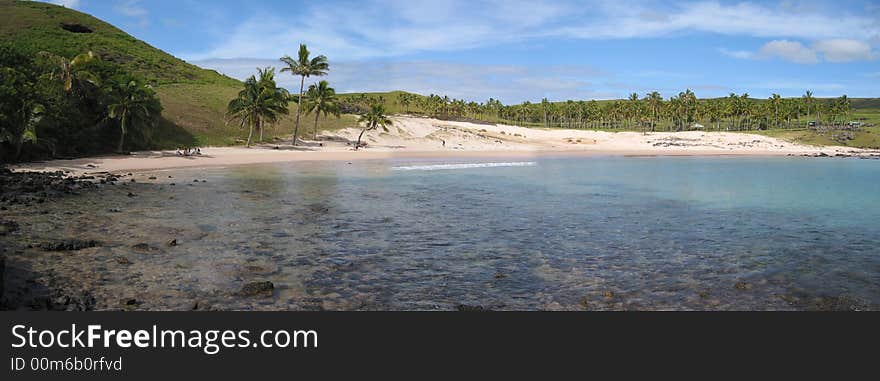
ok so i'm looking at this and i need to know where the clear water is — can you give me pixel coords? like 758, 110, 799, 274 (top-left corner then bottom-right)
8, 156, 880, 310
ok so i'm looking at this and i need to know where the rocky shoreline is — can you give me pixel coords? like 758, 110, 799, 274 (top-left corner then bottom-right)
0, 167, 115, 310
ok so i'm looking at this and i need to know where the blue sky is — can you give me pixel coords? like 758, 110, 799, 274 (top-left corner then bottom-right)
42, 0, 880, 103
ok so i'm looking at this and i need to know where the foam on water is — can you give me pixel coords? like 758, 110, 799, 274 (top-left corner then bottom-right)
392, 161, 537, 171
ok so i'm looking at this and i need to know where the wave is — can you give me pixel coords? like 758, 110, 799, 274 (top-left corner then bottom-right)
392, 162, 537, 171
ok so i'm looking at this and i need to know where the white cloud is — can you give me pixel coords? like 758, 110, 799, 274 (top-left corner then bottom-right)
758, 40, 818, 64
718, 48, 753, 60
723, 38, 877, 64
190, 58, 609, 103
115, 0, 147, 17
41, 0, 79, 8
813, 39, 877, 62
185, 0, 880, 61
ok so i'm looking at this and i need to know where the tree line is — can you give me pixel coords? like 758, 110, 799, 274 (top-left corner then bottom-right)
0, 43, 161, 162
390, 90, 855, 132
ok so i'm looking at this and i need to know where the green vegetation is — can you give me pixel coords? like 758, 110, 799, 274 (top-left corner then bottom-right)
0, 0, 361, 159
0, 39, 163, 161
226, 68, 290, 147
106, 78, 163, 152
342, 91, 878, 148
280, 44, 329, 145
304, 80, 341, 141
355, 104, 392, 150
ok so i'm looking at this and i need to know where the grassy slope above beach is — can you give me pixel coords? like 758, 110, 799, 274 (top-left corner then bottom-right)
1, 0, 360, 148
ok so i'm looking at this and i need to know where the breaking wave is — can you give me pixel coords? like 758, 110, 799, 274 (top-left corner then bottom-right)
392, 162, 537, 171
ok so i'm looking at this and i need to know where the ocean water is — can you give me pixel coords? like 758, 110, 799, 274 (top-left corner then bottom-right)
9, 156, 880, 310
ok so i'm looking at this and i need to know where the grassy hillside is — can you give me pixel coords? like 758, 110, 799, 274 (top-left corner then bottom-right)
0, 0, 235, 86
1, 0, 359, 148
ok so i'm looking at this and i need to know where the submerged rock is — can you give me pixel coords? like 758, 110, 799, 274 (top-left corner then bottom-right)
734, 281, 752, 290
40, 239, 100, 251
131, 243, 159, 253
239, 281, 274, 296
456, 304, 491, 312
0, 220, 19, 235
810, 296, 866, 311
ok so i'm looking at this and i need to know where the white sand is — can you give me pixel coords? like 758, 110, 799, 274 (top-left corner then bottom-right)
13, 116, 868, 175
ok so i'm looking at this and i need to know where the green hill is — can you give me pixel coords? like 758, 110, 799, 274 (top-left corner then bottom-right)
0, 0, 359, 147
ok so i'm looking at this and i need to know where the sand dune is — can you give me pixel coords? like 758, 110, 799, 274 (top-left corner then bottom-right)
13, 116, 872, 175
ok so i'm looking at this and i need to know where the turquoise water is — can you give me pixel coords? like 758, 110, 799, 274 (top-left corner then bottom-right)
10, 156, 880, 310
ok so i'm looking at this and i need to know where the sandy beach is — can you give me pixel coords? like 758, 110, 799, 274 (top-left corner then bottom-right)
13, 116, 871, 175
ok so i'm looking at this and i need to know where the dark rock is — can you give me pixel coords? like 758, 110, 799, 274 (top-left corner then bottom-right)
131, 243, 159, 253
108, 208, 121, 213
493, 272, 507, 279
115, 256, 132, 265
166, 238, 178, 247
0, 220, 19, 235
0, 169, 99, 207
60, 23, 93, 33
734, 281, 751, 290
0, 254, 4, 301
41, 239, 100, 251
456, 304, 490, 312
148, 176, 157, 180
811, 296, 866, 311
579, 297, 590, 310
239, 281, 274, 296
127, 192, 137, 197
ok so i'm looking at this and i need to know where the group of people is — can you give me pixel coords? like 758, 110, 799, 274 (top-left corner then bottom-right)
176, 147, 202, 156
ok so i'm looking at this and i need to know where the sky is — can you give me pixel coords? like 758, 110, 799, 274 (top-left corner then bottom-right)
40, 0, 880, 103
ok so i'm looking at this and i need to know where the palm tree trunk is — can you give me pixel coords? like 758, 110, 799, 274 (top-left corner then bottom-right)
246, 122, 254, 147
293, 75, 305, 145
259, 122, 264, 143
355, 127, 369, 150
14, 138, 23, 160
314, 112, 320, 141
117, 114, 127, 153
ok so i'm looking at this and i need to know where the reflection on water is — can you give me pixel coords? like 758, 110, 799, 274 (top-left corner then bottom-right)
4, 156, 880, 310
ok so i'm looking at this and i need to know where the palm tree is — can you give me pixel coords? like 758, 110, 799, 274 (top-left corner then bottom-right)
257, 67, 290, 142
280, 44, 329, 145
37, 51, 98, 93
304, 80, 340, 140
644, 91, 662, 132
226, 68, 289, 147
397, 93, 412, 113
678, 89, 697, 130
802, 90, 815, 125
106, 79, 161, 153
836, 95, 851, 125
0, 66, 42, 160
769, 93, 782, 129
355, 104, 392, 150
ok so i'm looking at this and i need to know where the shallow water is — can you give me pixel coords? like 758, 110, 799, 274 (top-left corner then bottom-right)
4, 156, 880, 310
